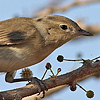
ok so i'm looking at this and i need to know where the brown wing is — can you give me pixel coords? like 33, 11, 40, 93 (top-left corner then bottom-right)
0, 17, 36, 46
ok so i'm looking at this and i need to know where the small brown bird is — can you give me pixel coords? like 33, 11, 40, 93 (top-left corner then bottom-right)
0, 15, 93, 95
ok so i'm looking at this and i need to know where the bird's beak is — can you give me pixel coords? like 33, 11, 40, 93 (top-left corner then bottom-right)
78, 29, 93, 36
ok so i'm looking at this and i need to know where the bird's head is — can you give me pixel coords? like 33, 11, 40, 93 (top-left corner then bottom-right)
34, 15, 93, 46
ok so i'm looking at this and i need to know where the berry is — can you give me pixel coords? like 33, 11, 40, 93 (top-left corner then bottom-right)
86, 90, 94, 98
70, 85, 77, 91
45, 63, 51, 69
57, 55, 64, 62
57, 68, 61, 72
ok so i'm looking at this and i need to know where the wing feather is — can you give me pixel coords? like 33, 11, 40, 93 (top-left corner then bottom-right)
0, 17, 36, 46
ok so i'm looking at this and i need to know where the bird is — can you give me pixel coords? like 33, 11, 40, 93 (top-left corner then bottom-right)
0, 15, 93, 96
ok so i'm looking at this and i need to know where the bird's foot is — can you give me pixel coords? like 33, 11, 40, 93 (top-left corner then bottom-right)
26, 77, 48, 98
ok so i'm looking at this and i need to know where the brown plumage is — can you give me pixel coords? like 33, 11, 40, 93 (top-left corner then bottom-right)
0, 15, 93, 83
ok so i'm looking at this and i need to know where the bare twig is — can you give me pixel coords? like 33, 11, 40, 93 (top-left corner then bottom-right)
35, 0, 100, 17
22, 85, 66, 100
0, 60, 100, 100
86, 25, 100, 34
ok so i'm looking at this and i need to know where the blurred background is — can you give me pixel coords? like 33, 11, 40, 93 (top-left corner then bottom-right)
0, 0, 100, 100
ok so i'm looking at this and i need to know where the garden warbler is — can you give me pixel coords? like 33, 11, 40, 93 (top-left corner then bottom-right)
0, 15, 93, 83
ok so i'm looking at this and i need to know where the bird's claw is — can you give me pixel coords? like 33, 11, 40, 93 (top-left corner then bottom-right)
26, 77, 48, 98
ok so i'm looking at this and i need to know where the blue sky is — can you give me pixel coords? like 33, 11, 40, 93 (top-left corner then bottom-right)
0, 0, 100, 100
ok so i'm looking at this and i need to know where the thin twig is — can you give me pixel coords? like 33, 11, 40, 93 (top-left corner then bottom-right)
92, 56, 100, 61
36, 0, 100, 17
64, 59, 82, 62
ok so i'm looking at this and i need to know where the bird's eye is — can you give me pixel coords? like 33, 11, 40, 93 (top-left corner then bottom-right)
60, 25, 68, 30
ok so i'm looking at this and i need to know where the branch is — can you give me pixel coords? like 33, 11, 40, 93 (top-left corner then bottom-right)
22, 85, 66, 100
0, 60, 100, 100
35, 0, 100, 17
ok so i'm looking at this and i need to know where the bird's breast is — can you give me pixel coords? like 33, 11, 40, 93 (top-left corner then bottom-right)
0, 42, 56, 72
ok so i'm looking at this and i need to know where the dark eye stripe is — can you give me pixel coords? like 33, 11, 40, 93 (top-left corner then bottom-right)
60, 25, 67, 30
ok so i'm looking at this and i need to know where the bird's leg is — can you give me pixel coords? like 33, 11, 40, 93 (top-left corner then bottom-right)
5, 71, 48, 98
5, 71, 17, 83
